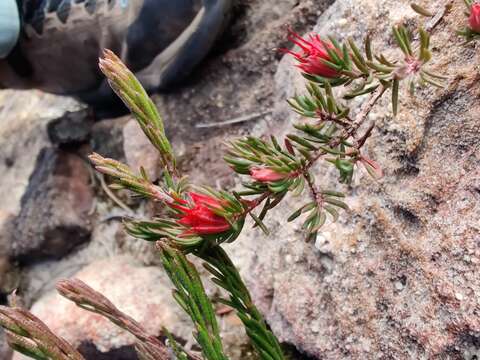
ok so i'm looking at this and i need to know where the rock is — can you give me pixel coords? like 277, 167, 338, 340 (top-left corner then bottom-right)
11, 148, 93, 263
226, 0, 480, 358
77, 342, 138, 360
122, 119, 160, 180
18, 218, 139, 308
0, 329, 12, 360
0, 251, 14, 297
90, 117, 130, 161
0, 90, 83, 259
47, 109, 93, 147
12, 256, 189, 359
0, 211, 13, 289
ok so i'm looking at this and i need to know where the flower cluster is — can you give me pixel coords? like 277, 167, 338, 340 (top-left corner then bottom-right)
123, 187, 245, 251
469, 3, 480, 33
170, 192, 231, 235
281, 28, 340, 78
283, 25, 443, 115
451, 0, 480, 41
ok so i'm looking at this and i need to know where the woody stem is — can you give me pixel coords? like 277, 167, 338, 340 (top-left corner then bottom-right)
304, 172, 324, 209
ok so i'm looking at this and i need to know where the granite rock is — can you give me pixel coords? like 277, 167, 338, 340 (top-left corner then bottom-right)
12, 255, 189, 360
90, 117, 130, 161
11, 148, 93, 263
122, 119, 161, 181
47, 109, 93, 147
0, 90, 83, 261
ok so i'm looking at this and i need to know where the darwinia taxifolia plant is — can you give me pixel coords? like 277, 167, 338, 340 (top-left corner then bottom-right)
2, 2, 468, 359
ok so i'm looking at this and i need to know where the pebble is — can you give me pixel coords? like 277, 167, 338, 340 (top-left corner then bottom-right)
395, 281, 404, 291
285, 255, 293, 264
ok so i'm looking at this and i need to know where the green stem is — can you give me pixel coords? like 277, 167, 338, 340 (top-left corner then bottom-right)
199, 246, 285, 360
159, 245, 228, 360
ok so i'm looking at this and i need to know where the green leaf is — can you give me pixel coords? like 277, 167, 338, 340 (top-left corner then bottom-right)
419, 28, 431, 62
324, 205, 340, 222
321, 190, 345, 198
308, 83, 327, 109
392, 26, 409, 56
324, 197, 349, 210
319, 59, 344, 72
287, 208, 303, 222
420, 73, 445, 88
411, 3, 433, 16
344, 84, 379, 99
392, 78, 400, 116
9, 344, 48, 360
365, 35, 373, 61
286, 98, 306, 113
286, 135, 317, 150
291, 177, 305, 197
249, 212, 270, 235
348, 38, 368, 74
328, 36, 342, 51
255, 198, 271, 224
336, 106, 350, 119
366, 61, 394, 74
342, 44, 352, 70
399, 27, 413, 56
376, 54, 396, 67
287, 202, 315, 222
311, 211, 327, 232
422, 69, 448, 80
326, 95, 336, 114
319, 145, 345, 155
270, 136, 282, 152
325, 42, 343, 65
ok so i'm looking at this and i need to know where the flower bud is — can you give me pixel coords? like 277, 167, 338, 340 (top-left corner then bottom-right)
281, 28, 340, 78
469, 4, 480, 33
250, 167, 288, 182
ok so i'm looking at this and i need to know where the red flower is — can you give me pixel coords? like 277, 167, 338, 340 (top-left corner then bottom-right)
281, 28, 340, 78
170, 192, 231, 236
469, 4, 480, 33
250, 167, 288, 182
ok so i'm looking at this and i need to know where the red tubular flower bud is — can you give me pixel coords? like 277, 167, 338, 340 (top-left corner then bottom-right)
171, 192, 231, 236
280, 28, 340, 78
469, 4, 480, 33
250, 167, 288, 182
